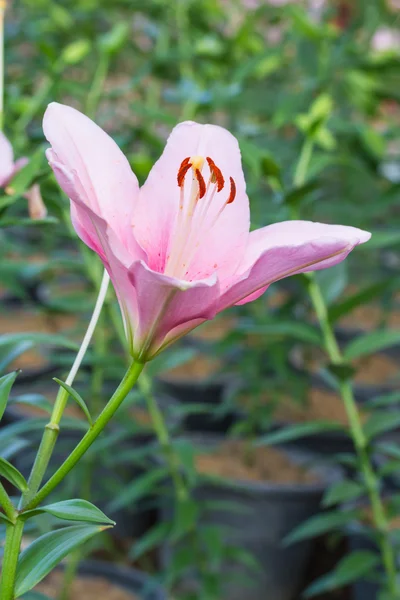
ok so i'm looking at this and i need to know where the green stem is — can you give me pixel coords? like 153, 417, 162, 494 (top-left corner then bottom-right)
85, 54, 110, 119
20, 270, 110, 508
23, 360, 145, 512
139, 374, 188, 502
307, 277, 399, 596
0, 519, 24, 600
293, 136, 399, 597
0, 482, 16, 523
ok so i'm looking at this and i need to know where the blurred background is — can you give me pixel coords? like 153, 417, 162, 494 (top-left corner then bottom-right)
1, 1, 400, 599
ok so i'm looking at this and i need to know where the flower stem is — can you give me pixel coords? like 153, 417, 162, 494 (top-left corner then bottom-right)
293, 136, 399, 597
0, 518, 24, 600
20, 270, 110, 508
306, 276, 399, 596
22, 360, 145, 512
139, 374, 188, 502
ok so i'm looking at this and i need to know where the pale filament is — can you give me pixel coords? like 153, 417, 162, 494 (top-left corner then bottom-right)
163, 155, 236, 280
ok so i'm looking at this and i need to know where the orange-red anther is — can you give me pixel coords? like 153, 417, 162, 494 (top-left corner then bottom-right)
227, 177, 236, 204
177, 158, 192, 187
195, 169, 206, 198
206, 157, 225, 192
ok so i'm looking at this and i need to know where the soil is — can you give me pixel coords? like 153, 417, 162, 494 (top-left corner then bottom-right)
161, 354, 222, 382
338, 303, 400, 332
189, 315, 236, 341
0, 310, 79, 370
195, 439, 319, 485
299, 347, 399, 386
275, 388, 366, 426
36, 569, 138, 600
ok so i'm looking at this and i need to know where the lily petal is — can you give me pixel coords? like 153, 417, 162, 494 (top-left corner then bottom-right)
128, 262, 220, 359
43, 102, 141, 257
133, 121, 250, 280
0, 132, 16, 187
219, 220, 371, 309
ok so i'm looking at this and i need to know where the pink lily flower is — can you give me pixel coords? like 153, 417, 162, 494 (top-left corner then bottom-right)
0, 131, 28, 188
43, 103, 370, 361
0, 131, 47, 220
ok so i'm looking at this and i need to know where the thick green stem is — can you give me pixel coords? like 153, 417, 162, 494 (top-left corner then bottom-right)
293, 136, 399, 597
20, 271, 110, 508
23, 360, 145, 512
0, 519, 24, 600
0, 482, 16, 523
307, 276, 399, 596
139, 374, 188, 502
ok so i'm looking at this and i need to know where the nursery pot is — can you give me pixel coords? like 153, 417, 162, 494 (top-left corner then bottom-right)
35, 559, 166, 599
4, 386, 158, 539
160, 434, 339, 600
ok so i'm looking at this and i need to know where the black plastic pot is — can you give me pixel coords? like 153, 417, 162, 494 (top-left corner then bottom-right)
160, 434, 340, 600
39, 559, 166, 599
289, 346, 400, 404
4, 385, 159, 539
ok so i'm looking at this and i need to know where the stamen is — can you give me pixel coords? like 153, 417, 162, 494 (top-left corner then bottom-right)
206, 157, 224, 192
177, 161, 192, 187
227, 177, 236, 204
195, 169, 206, 199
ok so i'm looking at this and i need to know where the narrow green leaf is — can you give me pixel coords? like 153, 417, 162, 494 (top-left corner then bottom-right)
344, 330, 400, 360
0, 512, 13, 524
22, 593, 51, 600
363, 411, 400, 440
284, 510, 358, 546
0, 333, 79, 352
329, 278, 398, 322
22, 499, 115, 525
365, 391, 400, 409
322, 480, 364, 508
53, 379, 92, 426
130, 521, 171, 559
0, 457, 28, 492
109, 467, 166, 511
0, 371, 19, 421
6, 148, 45, 196
360, 230, 400, 250
303, 551, 380, 597
256, 421, 345, 446
15, 525, 107, 597
237, 321, 322, 345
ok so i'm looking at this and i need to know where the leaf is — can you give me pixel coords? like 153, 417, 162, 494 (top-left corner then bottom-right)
329, 278, 398, 322
284, 180, 319, 209
284, 510, 358, 545
0, 513, 13, 524
6, 148, 46, 196
315, 262, 348, 306
22, 593, 51, 600
363, 411, 400, 440
53, 379, 92, 426
0, 333, 79, 352
256, 422, 345, 446
359, 230, 400, 250
108, 467, 166, 511
171, 498, 199, 541
0, 371, 19, 421
0, 457, 28, 492
22, 499, 115, 525
15, 525, 107, 597
237, 321, 322, 345
130, 521, 171, 559
344, 330, 400, 360
0, 342, 33, 373
303, 551, 380, 597
322, 480, 364, 508
365, 391, 400, 409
